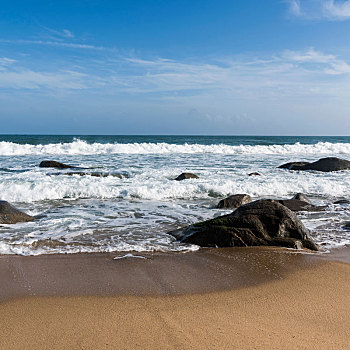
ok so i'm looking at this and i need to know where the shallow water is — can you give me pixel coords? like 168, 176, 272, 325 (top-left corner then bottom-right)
0, 135, 350, 255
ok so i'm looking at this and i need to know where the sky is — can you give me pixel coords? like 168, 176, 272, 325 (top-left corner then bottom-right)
1, 0, 350, 135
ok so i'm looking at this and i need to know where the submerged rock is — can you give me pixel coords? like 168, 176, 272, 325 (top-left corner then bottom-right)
169, 200, 318, 251
334, 199, 350, 205
278, 162, 309, 170
39, 160, 77, 169
248, 172, 261, 176
0, 200, 34, 224
174, 173, 199, 181
276, 199, 325, 212
50, 172, 124, 179
216, 194, 252, 209
343, 222, 350, 230
292, 193, 312, 204
274, 194, 325, 212
278, 157, 350, 172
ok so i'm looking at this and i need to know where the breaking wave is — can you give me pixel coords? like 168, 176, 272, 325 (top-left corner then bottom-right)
1, 139, 350, 156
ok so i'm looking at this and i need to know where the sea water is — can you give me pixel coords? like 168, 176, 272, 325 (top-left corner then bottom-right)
0, 135, 350, 255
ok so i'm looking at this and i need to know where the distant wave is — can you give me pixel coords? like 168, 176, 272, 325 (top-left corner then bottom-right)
1, 139, 350, 155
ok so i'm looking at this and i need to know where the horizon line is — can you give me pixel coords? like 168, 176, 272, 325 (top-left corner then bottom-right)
0, 133, 349, 137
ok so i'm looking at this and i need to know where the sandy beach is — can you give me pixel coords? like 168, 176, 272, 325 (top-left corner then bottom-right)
1, 247, 350, 350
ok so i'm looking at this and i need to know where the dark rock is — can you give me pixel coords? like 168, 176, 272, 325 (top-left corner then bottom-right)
169, 200, 318, 251
40, 160, 76, 169
292, 193, 312, 204
277, 199, 325, 212
248, 172, 261, 176
343, 222, 350, 230
175, 173, 199, 181
278, 162, 310, 170
0, 200, 34, 224
278, 157, 350, 172
49, 172, 124, 178
304, 157, 350, 172
334, 199, 350, 204
216, 194, 252, 209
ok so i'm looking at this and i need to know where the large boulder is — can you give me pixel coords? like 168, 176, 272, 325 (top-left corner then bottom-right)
216, 194, 252, 209
169, 200, 318, 250
39, 160, 76, 169
0, 200, 34, 224
278, 157, 350, 172
174, 173, 199, 181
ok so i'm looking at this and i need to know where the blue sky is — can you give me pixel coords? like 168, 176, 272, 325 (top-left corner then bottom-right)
1, 0, 350, 135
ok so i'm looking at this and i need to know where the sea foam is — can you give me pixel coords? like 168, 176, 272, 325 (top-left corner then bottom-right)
2, 136, 350, 255
1, 168, 350, 203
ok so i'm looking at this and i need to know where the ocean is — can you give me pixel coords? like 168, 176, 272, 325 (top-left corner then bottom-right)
1, 135, 350, 255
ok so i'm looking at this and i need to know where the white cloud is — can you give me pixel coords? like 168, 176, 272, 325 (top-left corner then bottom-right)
287, 0, 301, 16
287, 0, 350, 20
0, 61, 99, 90
0, 70, 90, 90
0, 57, 16, 71
324, 60, 350, 74
0, 39, 103, 50
323, 0, 350, 19
0, 57, 16, 65
1, 48, 350, 134
283, 48, 335, 63
108, 48, 350, 98
282, 48, 350, 75
39, 24, 75, 39
0, 48, 349, 103
62, 29, 74, 38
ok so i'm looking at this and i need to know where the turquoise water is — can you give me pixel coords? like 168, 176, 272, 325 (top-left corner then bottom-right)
0, 135, 350, 255
1, 134, 350, 145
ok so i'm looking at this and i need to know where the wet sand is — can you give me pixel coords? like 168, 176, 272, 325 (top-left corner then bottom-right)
1, 247, 350, 349
0, 247, 326, 300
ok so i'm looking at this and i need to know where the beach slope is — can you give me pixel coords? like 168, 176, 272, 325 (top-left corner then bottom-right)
1, 249, 350, 349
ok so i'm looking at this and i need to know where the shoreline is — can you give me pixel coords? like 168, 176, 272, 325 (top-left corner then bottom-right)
0, 246, 334, 301
1, 245, 349, 301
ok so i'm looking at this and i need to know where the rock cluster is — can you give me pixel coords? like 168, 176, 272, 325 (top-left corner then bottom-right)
216, 193, 323, 212
5, 156, 350, 253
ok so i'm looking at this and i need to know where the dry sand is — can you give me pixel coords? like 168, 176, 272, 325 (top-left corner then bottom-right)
1, 248, 350, 349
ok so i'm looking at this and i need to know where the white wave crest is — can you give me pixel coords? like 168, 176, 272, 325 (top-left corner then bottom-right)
2, 170, 350, 203
1, 140, 350, 156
